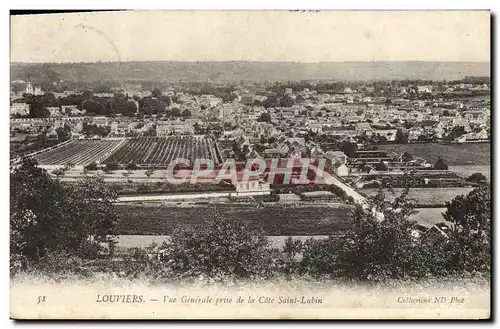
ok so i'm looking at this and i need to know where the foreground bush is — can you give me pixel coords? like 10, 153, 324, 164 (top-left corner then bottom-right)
159, 211, 276, 281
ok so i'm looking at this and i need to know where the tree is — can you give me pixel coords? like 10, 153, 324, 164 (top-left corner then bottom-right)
63, 163, 74, 173
295, 95, 305, 103
182, 109, 191, 117
434, 157, 448, 170
264, 95, 280, 109
10, 158, 68, 260
55, 123, 72, 142
340, 141, 357, 158
395, 129, 409, 144
126, 162, 138, 171
52, 168, 65, 180
280, 95, 295, 107
449, 125, 466, 139
298, 187, 421, 280
170, 108, 182, 117
64, 177, 118, 257
160, 209, 273, 281
259, 112, 272, 123
401, 152, 413, 163
375, 161, 388, 171
82, 99, 106, 115
467, 172, 487, 183
115, 100, 138, 117
11, 82, 25, 94
84, 162, 98, 171
106, 163, 119, 172
28, 97, 49, 118
442, 185, 491, 272
151, 88, 163, 100
10, 158, 118, 261
145, 168, 155, 181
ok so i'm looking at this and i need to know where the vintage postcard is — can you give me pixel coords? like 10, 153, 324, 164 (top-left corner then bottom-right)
9, 10, 491, 320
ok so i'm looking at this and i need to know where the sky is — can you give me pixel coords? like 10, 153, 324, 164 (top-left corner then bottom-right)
10, 10, 491, 63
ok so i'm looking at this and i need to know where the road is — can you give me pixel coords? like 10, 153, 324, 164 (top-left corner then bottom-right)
309, 164, 385, 220
116, 235, 331, 250
309, 164, 368, 206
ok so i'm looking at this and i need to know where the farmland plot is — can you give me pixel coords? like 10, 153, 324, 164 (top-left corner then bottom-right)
103, 136, 222, 166
33, 139, 123, 166
116, 204, 354, 236
378, 143, 491, 166
359, 187, 474, 205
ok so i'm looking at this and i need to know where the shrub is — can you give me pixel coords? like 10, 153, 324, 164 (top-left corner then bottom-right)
126, 162, 138, 171
434, 157, 448, 170
106, 163, 119, 172
84, 162, 98, 171
159, 209, 274, 281
136, 184, 150, 194
467, 172, 487, 183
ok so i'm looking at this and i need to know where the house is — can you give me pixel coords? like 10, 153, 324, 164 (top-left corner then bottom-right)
10, 103, 29, 116
93, 117, 109, 127
355, 122, 374, 134
324, 151, 349, 177
61, 105, 79, 116
374, 129, 398, 142
408, 127, 424, 141
421, 223, 450, 242
47, 107, 62, 117
332, 161, 349, 177
234, 178, 271, 196
324, 151, 348, 163
323, 125, 358, 137
417, 85, 433, 93
309, 124, 323, 134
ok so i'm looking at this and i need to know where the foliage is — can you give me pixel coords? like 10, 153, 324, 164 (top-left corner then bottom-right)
259, 112, 272, 123
375, 161, 389, 171
55, 123, 72, 142
442, 185, 491, 273
340, 141, 357, 158
10, 158, 118, 262
157, 210, 275, 281
434, 157, 449, 170
395, 129, 409, 144
466, 172, 487, 183
106, 163, 119, 172
82, 123, 110, 137
84, 162, 98, 171
401, 152, 413, 163
126, 162, 138, 171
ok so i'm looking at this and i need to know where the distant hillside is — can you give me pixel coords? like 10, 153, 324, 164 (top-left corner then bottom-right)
10, 61, 490, 84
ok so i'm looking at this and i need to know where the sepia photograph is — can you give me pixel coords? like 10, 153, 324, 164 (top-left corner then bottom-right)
9, 10, 491, 319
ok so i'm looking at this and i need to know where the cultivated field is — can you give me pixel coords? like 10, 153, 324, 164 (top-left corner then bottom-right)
103, 136, 222, 166
378, 143, 491, 166
116, 204, 355, 236
31, 136, 222, 168
359, 187, 474, 205
33, 139, 123, 166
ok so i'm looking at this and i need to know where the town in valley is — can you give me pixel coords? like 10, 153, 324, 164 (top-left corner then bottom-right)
10, 65, 491, 249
